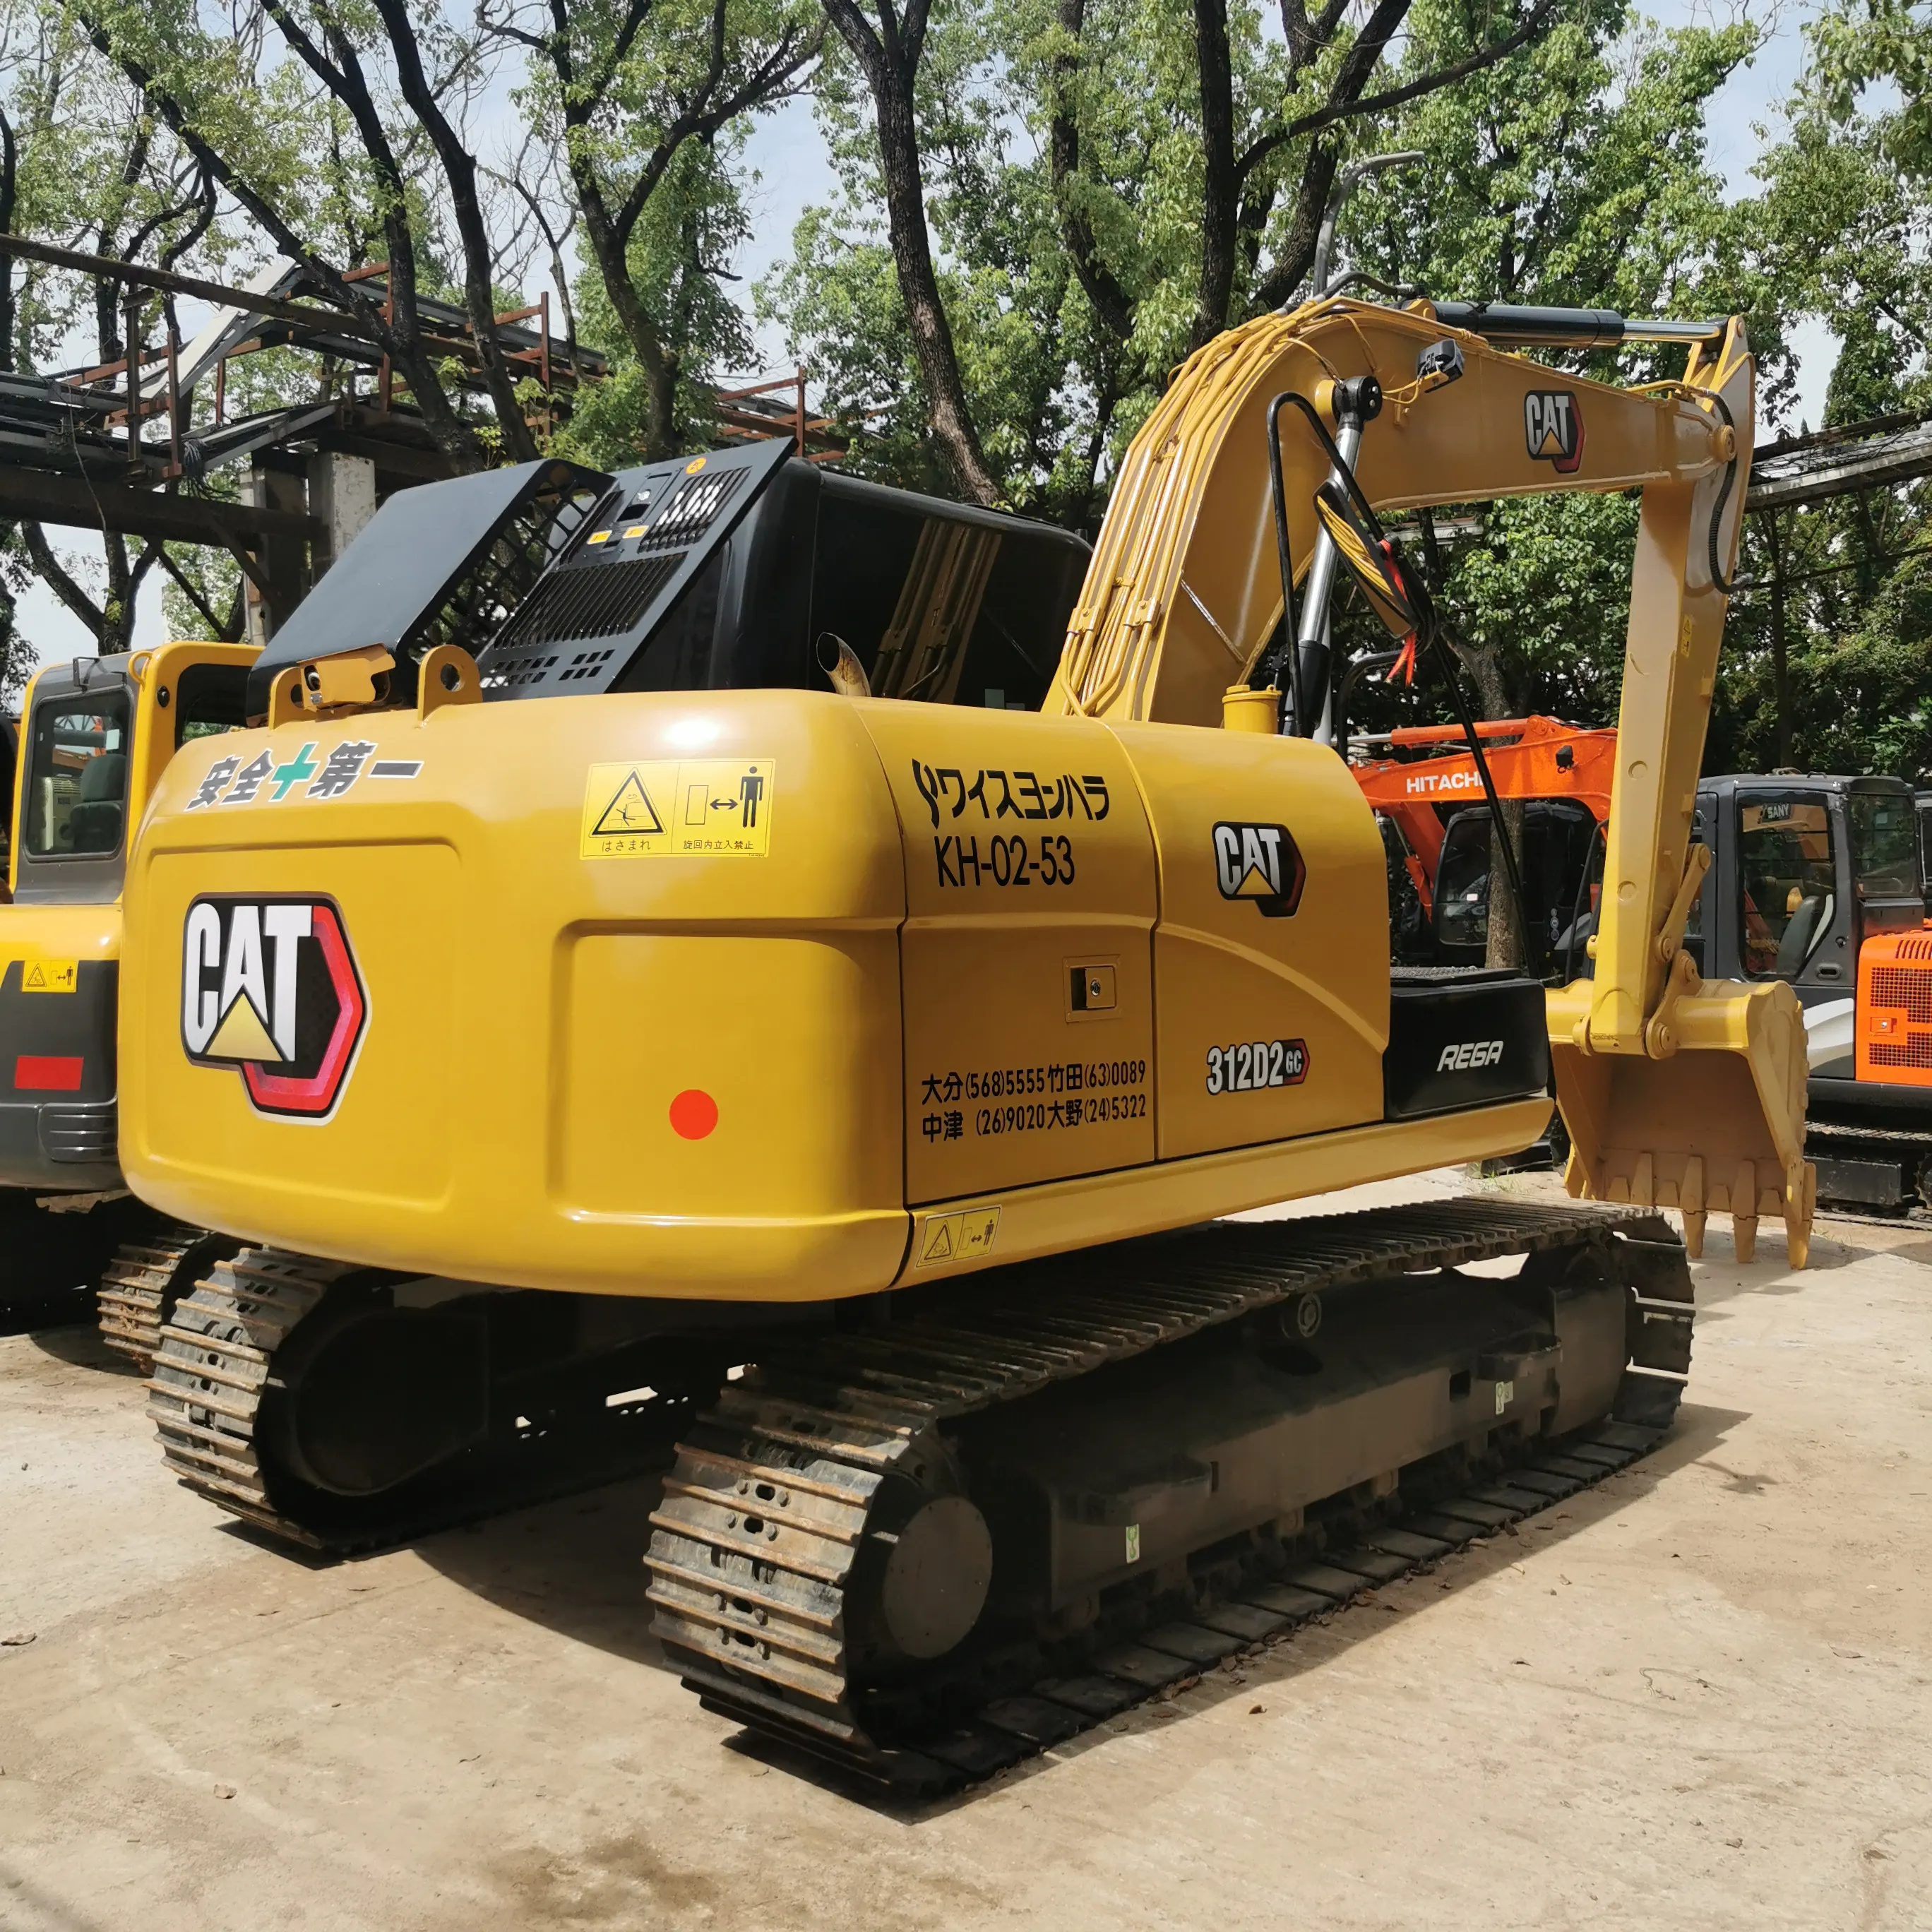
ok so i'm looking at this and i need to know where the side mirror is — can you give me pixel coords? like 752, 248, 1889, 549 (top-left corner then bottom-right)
1312, 479, 1431, 645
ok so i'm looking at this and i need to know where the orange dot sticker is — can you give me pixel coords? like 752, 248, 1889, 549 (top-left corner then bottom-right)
669, 1088, 718, 1139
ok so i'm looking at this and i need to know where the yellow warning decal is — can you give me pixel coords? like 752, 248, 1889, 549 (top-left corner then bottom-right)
915, 1205, 1001, 1268
14, 958, 78, 994
580, 759, 775, 859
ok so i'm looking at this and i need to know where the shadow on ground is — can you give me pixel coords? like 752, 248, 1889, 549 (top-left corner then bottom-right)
3, 1291, 97, 1344
408, 1388, 1750, 1817
412, 1470, 674, 1672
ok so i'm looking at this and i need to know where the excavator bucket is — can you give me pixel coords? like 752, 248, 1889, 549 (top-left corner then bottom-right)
1547, 972, 1814, 1266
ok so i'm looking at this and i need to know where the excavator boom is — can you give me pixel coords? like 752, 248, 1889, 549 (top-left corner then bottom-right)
1051, 296, 1809, 1263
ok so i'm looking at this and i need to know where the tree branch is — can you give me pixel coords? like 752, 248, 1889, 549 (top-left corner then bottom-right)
21, 522, 103, 638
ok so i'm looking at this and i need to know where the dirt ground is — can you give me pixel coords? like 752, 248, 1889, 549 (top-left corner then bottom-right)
2, 1171, 1929, 1931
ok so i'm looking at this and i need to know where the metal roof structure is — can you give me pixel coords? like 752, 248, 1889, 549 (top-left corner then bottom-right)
1748, 410, 1932, 513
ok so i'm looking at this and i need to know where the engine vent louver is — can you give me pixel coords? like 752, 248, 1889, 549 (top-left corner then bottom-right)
639, 468, 746, 551
472, 436, 792, 699
1871, 966, 1932, 1025
489, 552, 686, 656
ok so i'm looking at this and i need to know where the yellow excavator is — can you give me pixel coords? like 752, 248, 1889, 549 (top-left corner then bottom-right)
114, 293, 1806, 1789
1, 641, 255, 1350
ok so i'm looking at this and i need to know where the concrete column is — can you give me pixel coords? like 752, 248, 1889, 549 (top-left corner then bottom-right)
242, 453, 311, 646
307, 451, 378, 578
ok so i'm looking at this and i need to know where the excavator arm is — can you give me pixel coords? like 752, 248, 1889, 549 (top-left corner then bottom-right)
1050, 295, 1813, 1265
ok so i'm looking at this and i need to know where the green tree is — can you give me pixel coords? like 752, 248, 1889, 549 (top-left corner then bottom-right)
1705, 88, 1932, 780
770, 0, 1560, 506
487, 0, 818, 462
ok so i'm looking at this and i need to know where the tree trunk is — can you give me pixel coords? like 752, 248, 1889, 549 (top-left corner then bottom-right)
1189, 0, 1237, 350
1763, 509, 1791, 768
571, 163, 682, 460
823, 0, 1001, 504
872, 70, 1000, 502
1049, 0, 1134, 342
1451, 631, 1528, 972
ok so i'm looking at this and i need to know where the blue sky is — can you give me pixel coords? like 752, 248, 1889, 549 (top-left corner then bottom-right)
16, 0, 1835, 677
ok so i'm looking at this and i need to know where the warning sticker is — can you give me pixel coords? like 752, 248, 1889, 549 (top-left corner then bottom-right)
15, 958, 78, 994
915, 1205, 1001, 1268
580, 759, 775, 859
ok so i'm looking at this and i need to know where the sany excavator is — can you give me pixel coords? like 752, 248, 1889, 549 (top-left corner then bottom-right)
1, 644, 254, 1345
114, 294, 1803, 1789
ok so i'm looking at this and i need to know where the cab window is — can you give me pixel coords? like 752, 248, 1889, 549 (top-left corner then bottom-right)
1737, 795, 1835, 979
23, 692, 131, 859
1848, 792, 1919, 901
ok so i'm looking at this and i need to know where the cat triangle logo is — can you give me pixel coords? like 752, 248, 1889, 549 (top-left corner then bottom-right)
205, 994, 278, 1063
1523, 390, 1584, 473
181, 896, 368, 1120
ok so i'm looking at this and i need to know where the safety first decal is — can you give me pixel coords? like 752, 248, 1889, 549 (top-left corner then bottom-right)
915, 1205, 1001, 1268
580, 759, 774, 859
181, 895, 367, 1120
187, 741, 423, 810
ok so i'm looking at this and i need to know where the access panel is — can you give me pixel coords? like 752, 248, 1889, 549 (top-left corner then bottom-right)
1107, 724, 1388, 1160
857, 703, 1157, 1205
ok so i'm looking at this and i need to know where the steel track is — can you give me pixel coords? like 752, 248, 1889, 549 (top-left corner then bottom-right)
98, 1224, 239, 1372
148, 1248, 686, 1551
646, 1198, 1693, 1793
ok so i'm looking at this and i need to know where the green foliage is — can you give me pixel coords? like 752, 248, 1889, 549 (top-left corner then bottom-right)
1702, 73, 1932, 780
1811, 0, 1932, 179
1328, 0, 1763, 738
554, 138, 758, 468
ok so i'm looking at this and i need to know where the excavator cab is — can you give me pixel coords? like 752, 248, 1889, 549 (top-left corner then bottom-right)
1686, 773, 1927, 1210
1407, 798, 1602, 971
1, 641, 255, 1319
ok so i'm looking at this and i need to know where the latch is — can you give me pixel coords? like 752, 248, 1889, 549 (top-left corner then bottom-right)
1068, 962, 1116, 1015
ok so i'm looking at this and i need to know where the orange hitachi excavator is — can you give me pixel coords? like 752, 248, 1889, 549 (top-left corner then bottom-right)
1358, 715, 1925, 1222
1354, 714, 1614, 970
111, 292, 1805, 1789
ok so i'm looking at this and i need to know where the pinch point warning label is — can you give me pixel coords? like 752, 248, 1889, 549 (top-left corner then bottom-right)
916, 1205, 1001, 1268
580, 758, 774, 859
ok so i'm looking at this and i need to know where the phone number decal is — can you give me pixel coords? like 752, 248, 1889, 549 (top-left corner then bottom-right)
920, 1059, 1147, 1142
1206, 1038, 1308, 1095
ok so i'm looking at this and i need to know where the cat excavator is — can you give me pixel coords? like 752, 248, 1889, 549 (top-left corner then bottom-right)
114, 292, 1805, 1789
1, 643, 256, 1343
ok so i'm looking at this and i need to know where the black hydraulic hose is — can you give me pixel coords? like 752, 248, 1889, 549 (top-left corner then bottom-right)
1263, 392, 1304, 734
1265, 386, 1538, 969
1705, 390, 1741, 595
1564, 818, 1606, 984
1266, 390, 1387, 737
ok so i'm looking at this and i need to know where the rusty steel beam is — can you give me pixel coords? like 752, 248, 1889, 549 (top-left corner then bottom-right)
0, 467, 321, 544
